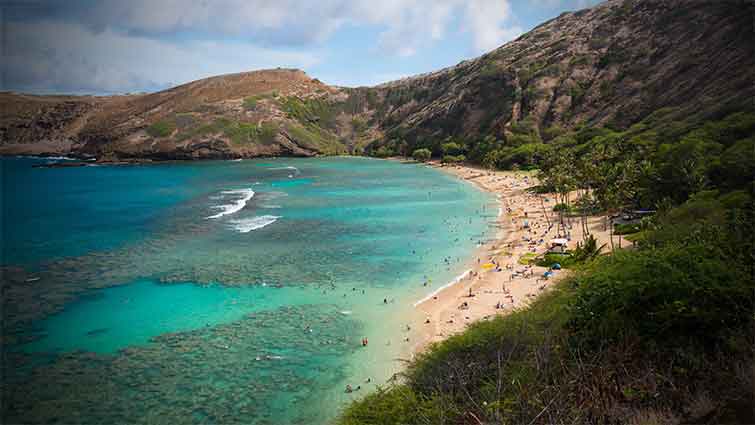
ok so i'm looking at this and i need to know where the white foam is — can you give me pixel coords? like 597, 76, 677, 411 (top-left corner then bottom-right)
413, 269, 472, 307
229, 215, 280, 233
269, 166, 300, 176
206, 188, 255, 219
498, 207, 503, 217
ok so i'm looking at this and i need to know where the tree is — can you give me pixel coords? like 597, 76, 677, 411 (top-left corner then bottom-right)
442, 154, 466, 164
441, 142, 463, 156
412, 148, 432, 162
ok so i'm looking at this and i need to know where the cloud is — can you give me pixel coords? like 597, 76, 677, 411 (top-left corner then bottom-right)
1, 0, 530, 93
12, 0, 522, 55
462, 1, 523, 52
2, 20, 320, 94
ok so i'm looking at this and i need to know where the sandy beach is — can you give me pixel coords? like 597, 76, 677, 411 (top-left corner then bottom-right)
409, 162, 627, 354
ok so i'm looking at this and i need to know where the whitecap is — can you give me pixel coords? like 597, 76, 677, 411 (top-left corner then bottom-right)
205, 188, 255, 219
229, 215, 281, 233
269, 166, 300, 176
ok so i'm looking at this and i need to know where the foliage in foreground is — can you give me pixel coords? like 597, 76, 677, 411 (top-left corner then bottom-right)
340, 189, 754, 424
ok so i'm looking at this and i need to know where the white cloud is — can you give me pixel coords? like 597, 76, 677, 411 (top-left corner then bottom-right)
3, 20, 320, 94
2, 0, 531, 93
75, 1, 521, 56
462, 0, 523, 52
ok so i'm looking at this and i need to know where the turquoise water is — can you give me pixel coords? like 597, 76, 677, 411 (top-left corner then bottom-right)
2, 156, 494, 424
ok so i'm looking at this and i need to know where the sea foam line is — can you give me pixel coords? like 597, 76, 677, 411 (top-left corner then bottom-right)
413, 269, 472, 307
269, 166, 300, 176
229, 215, 281, 233
206, 189, 255, 219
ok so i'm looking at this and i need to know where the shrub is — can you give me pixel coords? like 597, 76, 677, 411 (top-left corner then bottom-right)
373, 146, 395, 158
440, 142, 462, 156
536, 252, 576, 268
146, 120, 176, 138
568, 242, 753, 346
614, 222, 641, 234
412, 148, 431, 162
281, 96, 338, 130
441, 154, 465, 164
338, 385, 445, 425
243, 96, 259, 110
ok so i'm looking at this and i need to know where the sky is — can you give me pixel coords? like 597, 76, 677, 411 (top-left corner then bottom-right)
1, 0, 601, 95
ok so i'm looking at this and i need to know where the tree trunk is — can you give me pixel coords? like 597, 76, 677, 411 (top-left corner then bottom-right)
540, 196, 550, 228
608, 216, 615, 252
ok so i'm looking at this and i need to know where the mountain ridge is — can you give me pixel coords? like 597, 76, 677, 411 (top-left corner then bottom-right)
1, 0, 753, 161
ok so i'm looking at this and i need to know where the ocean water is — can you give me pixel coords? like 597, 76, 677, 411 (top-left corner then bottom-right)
1, 156, 494, 424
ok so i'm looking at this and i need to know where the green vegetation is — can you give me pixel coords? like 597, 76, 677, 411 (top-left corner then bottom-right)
441, 154, 465, 164
277, 96, 348, 154
340, 111, 755, 424
535, 252, 575, 268
175, 118, 278, 146
372, 146, 395, 158
243, 96, 260, 110
281, 96, 339, 130
350, 117, 368, 137
146, 120, 176, 138
285, 122, 346, 155
411, 148, 431, 162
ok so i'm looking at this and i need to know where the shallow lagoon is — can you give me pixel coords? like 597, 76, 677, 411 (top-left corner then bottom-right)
2, 156, 494, 424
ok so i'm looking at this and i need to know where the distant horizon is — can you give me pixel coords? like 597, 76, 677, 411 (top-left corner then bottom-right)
1, 0, 600, 96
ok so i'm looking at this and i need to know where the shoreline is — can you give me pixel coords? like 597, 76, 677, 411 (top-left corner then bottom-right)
406, 160, 626, 355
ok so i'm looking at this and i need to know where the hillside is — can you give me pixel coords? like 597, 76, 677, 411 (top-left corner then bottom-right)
360, 0, 754, 156
1, 0, 753, 161
0, 69, 356, 160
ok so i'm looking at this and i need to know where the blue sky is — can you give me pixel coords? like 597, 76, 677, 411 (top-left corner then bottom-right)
1, 0, 600, 94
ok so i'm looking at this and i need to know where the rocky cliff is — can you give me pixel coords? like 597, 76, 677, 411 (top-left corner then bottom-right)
1, 0, 752, 161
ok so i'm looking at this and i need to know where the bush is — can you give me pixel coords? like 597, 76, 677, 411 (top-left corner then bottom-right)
146, 120, 176, 138
614, 222, 641, 234
411, 148, 431, 162
536, 252, 576, 268
339, 385, 445, 425
568, 242, 753, 346
441, 154, 465, 164
440, 142, 462, 156
372, 146, 395, 158
243, 96, 259, 110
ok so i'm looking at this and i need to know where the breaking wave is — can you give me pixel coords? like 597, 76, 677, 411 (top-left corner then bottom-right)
229, 215, 281, 233
206, 189, 255, 219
